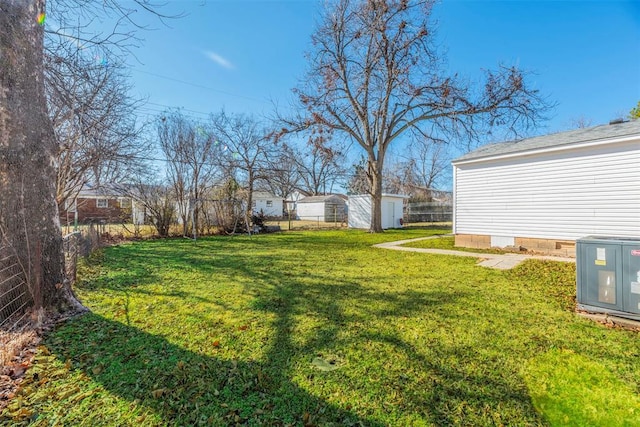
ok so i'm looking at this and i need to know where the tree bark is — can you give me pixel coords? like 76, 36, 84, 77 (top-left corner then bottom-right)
368, 152, 384, 233
0, 0, 83, 313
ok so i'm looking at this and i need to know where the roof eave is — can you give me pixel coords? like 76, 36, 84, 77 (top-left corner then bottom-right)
452, 133, 640, 167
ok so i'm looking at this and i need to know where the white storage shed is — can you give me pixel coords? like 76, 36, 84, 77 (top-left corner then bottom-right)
452, 120, 640, 256
296, 195, 347, 222
252, 192, 283, 218
348, 194, 407, 229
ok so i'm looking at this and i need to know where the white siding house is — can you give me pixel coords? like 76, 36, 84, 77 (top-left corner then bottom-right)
452, 120, 640, 255
252, 192, 283, 218
296, 195, 347, 222
348, 194, 407, 229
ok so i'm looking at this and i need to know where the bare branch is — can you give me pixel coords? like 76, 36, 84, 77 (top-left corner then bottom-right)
285, 0, 552, 231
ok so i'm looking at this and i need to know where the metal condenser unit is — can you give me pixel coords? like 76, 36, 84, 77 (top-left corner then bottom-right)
576, 236, 640, 321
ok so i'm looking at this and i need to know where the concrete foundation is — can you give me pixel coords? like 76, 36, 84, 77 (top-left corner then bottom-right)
455, 234, 576, 257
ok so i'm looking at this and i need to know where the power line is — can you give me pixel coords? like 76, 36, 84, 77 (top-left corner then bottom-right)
145, 102, 211, 117
133, 106, 212, 125
131, 68, 271, 104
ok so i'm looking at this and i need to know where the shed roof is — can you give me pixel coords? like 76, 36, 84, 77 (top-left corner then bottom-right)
348, 194, 410, 200
454, 119, 640, 163
298, 195, 346, 204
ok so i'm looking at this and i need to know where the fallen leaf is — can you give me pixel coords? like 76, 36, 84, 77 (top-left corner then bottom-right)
151, 388, 166, 398
212, 340, 220, 347
13, 407, 32, 420
311, 357, 339, 372
9, 366, 25, 379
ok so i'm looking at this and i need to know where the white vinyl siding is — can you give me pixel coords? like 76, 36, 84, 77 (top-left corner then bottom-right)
297, 202, 327, 221
348, 194, 406, 229
252, 195, 283, 217
297, 196, 347, 222
454, 140, 640, 240
347, 196, 371, 229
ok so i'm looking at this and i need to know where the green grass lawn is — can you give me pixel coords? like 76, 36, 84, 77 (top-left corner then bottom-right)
2, 229, 639, 426
399, 234, 518, 255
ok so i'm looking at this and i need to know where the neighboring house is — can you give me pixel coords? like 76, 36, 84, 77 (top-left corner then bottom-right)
59, 185, 135, 226
296, 195, 347, 222
252, 192, 283, 218
452, 119, 640, 256
348, 194, 408, 229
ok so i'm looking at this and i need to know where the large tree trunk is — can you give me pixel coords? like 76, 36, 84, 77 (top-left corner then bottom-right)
368, 155, 384, 233
0, 0, 83, 313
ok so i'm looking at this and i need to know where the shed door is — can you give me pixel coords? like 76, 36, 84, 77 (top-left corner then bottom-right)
385, 202, 395, 229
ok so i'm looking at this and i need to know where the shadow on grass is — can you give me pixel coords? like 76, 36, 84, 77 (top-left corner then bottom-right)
40, 312, 376, 426
21, 233, 547, 425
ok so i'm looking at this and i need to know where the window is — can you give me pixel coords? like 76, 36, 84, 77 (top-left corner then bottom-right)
266, 200, 273, 207
96, 198, 108, 208
119, 198, 131, 208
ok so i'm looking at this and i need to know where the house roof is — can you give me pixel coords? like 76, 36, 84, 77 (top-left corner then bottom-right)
77, 184, 127, 198
298, 195, 346, 204
253, 191, 280, 199
453, 119, 640, 164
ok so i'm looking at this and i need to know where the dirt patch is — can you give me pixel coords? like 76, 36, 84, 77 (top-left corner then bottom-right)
576, 310, 640, 332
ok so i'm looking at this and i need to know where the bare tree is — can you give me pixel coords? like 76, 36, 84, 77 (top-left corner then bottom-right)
46, 43, 146, 208
158, 113, 191, 234
211, 178, 246, 234
294, 144, 346, 196
386, 138, 450, 199
0, 0, 174, 317
210, 112, 274, 225
124, 174, 175, 237
265, 143, 301, 199
346, 156, 371, 195
0, 0, 82, 312
288, 0, 549, 231
45, 1, 180, 60
158, 111, 219, 236
43, 0, 179, 209
188, 123, 221, 234
568, 116, 593, 129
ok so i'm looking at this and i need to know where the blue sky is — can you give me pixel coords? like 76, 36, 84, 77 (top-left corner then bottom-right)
125, 0, 640, 137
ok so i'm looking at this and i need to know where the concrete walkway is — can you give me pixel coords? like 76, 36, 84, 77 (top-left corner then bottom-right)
373, 235, 575, 270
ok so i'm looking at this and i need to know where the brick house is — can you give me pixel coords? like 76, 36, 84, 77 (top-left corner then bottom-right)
59, 186, 133, 226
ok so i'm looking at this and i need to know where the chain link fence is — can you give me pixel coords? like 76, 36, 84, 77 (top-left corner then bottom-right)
405, 202, 452, 224
0, 244, 31, 331
0, 225, 100, 332
63, 224, 100, 285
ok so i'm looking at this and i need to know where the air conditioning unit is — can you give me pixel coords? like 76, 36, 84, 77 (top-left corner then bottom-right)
576, 236, 640, 321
